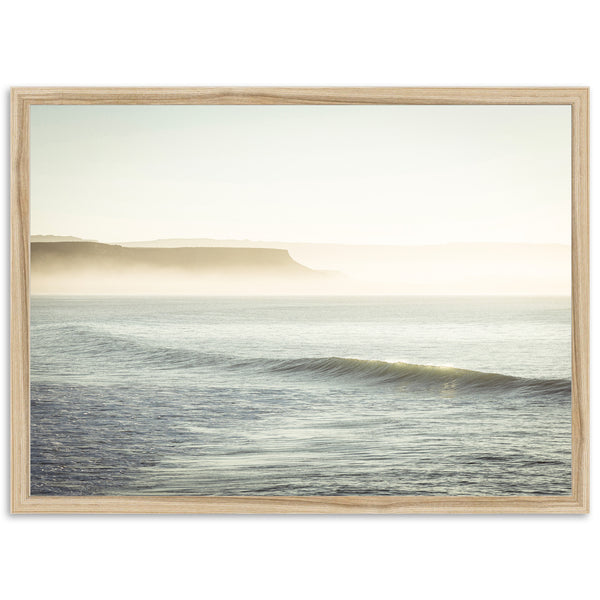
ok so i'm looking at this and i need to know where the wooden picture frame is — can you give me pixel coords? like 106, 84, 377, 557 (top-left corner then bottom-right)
11, 87, 589, 514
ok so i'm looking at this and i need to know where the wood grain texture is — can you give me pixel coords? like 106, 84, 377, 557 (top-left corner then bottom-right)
11, 88, 30, 513
570, 90, 590, 513
10, 495, 589, 514
10, 87, 590, 514
9, 86, 589, 105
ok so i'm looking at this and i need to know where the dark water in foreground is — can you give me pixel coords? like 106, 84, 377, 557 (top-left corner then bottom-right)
30, 296, 572, 496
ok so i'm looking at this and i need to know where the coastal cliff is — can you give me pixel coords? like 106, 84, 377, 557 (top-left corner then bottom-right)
31, 242, 334, 294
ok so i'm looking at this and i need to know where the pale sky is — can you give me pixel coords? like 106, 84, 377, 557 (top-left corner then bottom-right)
31, 104, 571, 246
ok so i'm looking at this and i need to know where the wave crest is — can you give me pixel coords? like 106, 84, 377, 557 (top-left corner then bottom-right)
258, 356, 571, 396
34, 324, 571, 397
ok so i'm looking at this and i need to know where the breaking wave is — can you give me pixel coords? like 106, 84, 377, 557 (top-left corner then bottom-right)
250, 356, 571, 396
34, 324, 571, 397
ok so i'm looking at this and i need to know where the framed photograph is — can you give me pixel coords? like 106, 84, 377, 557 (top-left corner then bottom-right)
11, 87, 589, 514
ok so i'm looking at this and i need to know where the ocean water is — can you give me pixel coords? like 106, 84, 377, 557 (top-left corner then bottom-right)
30, 295, 572, 496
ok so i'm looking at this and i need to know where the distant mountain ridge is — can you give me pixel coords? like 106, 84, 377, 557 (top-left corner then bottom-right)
119, 237, 569, 251
30, 236, 570, 294
31, 235, 96, 243
30, 241, 337, 294
31, 235, 569, 251
32, 241, 325, 275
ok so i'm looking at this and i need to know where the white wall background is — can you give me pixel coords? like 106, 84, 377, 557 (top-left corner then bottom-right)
1, 1, 596, 598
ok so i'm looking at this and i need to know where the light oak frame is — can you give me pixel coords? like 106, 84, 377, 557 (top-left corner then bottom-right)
10, 87, 590, 514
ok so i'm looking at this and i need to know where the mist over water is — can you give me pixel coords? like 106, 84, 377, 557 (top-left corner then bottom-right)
30, 295, 572, 496
31, 239, 570, 295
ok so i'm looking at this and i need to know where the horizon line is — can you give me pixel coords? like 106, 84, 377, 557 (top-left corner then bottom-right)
31, 234, 571, 248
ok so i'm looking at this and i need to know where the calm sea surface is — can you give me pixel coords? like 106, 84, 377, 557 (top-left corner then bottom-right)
30, 296, 572, 496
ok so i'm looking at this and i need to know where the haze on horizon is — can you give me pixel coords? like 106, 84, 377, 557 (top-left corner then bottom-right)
30, 105, 571, 294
